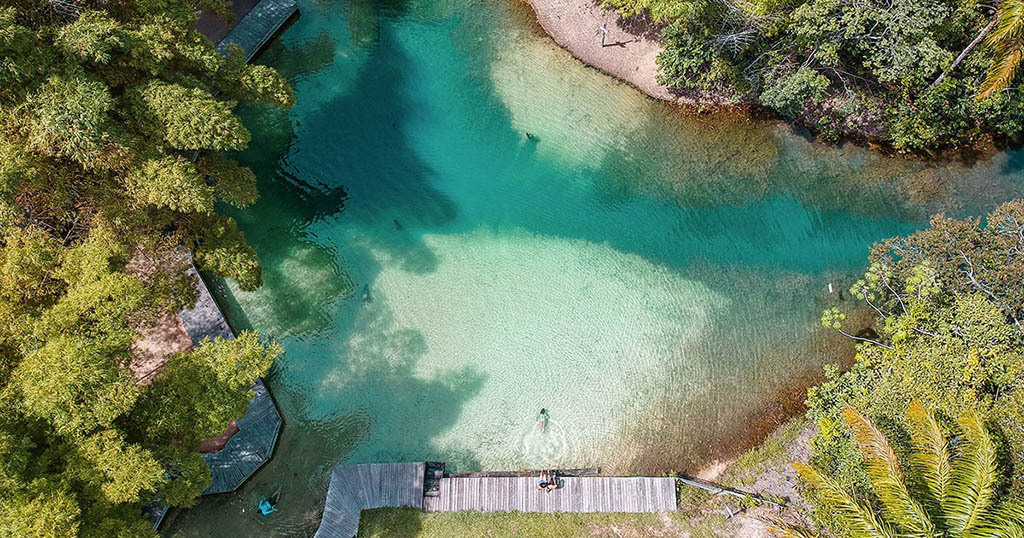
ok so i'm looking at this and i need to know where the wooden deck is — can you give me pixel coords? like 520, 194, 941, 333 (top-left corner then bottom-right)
422, 476, 678, 513
178, 264, 233, 345
202, 378, 282, 494
314, 463, 426, 538
312, 462, 678, 538
216, 0, 298, 61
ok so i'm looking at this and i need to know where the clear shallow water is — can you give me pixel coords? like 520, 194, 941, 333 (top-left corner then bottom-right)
165, 0, 1024, 535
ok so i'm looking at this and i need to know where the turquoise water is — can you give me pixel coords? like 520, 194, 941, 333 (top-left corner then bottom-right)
164, 0, 1024, 535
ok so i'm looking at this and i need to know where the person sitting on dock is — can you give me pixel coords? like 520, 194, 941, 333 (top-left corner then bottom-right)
536, 470, 560, 493
544, 471, 560, 492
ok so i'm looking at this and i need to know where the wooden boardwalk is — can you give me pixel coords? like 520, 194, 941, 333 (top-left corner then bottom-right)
202, 378, 282, 494
314, 463, 425, 538
178, 264, 233, 345
178, 266, 284, 495
216, 0, 298, 61
312, 462, 678, 538
422, 476, 677, 513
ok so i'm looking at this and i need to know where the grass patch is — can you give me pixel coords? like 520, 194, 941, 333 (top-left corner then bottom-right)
357, 507, 730, 537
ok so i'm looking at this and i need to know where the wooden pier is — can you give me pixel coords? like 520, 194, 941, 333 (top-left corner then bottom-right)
143, 266, 283, 527
216, 0, 298, 61
314, 463, 426, 538
423, 475, 677, 513
313, 463, 678, 538
178, 265, 284, 495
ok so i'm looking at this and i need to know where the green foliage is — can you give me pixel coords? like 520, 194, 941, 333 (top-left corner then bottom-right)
0, 489, 80, 538
760, 68, 829, 118
601, 0, 696, 22
785, 405, 1024, 537
804, 200, 1024, 534
130, 332, 281, 446
16, 337, 141, 436
189, 214, 263, 291
0, 0, 291, 531
132, 81, 250, 151
621, 0, 1024, 151
0, 0, 292, 283
0, 226, 279, 534
127, 156, 216, 213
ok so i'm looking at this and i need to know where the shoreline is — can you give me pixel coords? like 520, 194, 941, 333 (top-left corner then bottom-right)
518, 0, 1008, 160
519, 0, 739, 107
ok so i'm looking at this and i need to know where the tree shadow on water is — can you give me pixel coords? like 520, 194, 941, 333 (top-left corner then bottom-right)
216, 23, 456, 336
162, 268, 485, 537
292, 24, 457, 274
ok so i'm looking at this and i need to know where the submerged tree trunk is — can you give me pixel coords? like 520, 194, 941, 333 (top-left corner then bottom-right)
930, 16, 999, 89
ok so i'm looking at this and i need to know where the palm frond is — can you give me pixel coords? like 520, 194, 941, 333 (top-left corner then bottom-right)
965, 503, 1024, 538
980, 0, 1024, 98
843, 407, 935, 535
794, 462, 898, 538
945, 411, 998, 534
988, 0, 1024, 46
980, 45, 1024, 99
906, 401, 951, 528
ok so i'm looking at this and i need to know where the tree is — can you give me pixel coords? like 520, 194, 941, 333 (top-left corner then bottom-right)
804, 201, 1024, 534
0, 0, 293, 289
609, 0, 1024, 151
0, 0, 290, 533
0, 222, 281, 534
777, 404, 1024, 537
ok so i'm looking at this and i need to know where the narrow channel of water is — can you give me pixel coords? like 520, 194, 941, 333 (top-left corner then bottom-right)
164, 0, 1024, 535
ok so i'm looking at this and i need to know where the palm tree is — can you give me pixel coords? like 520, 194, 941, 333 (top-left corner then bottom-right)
980, 0, 1024, 99
775, 403, 1024, 537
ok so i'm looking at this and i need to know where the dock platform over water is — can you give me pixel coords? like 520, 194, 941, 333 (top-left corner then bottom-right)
313, 462, 677, 538
423, 475, 677, 513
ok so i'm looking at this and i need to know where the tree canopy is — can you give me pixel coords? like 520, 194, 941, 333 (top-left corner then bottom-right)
0, 0, 293, 289
802, 200, 1024, 535
603, 0, 1024, 152
0, 0, 290, 534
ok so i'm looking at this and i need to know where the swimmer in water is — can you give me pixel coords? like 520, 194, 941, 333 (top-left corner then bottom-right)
537, 408, 549, 432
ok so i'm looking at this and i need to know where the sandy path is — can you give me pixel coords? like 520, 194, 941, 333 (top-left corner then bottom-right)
522, 0, 687, 103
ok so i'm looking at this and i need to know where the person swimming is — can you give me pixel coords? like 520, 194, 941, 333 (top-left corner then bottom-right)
537, 408, 549, 432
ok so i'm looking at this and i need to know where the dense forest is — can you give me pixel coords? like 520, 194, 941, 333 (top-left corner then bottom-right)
0, 0, 289, 535
604, 0, 1024, 152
